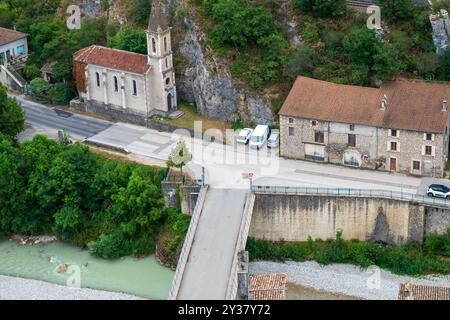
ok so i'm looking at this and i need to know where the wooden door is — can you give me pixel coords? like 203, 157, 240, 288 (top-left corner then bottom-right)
390, 158, 397, 172
167, 93, 172, 113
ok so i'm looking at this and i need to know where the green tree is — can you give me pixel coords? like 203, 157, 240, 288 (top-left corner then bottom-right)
0, 85, 25, 140
133, 0, 152, 27
0, 135, 27, 233
292, 0, 346, 18
167, 140, 192, 182
375, 0, 415, 22
108, 26, 148, 54
48, 83, 75, 105
29, 78, 51, 102
0, 3, 14, 28
439, 51, 450, 81
343, 27, 400, 84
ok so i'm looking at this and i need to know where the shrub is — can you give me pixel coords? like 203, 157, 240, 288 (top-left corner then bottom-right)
29, 78, 51, 102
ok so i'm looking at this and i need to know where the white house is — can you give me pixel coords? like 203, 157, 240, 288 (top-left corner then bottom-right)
0, 27, 28, 69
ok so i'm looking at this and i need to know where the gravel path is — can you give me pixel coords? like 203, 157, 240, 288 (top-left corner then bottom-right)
0, 275, 144, 300
249, 261, 450, 300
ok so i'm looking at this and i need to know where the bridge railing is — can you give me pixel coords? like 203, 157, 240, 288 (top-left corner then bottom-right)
167, 184, 209, 300
225, 193, 256, 300
251, 185, 450, 209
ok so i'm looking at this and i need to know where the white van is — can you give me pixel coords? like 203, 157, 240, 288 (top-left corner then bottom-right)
249, 125, 269, 150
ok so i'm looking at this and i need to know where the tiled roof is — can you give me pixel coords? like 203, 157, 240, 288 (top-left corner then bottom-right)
73, 45, 150, 74
0, 27, 27, 46
40, 61, 57, 74
280, 76, 450, 133
398, 283, 450, 300
249, 273, 288, 300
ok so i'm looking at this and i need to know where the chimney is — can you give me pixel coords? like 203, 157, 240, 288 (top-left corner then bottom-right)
442, 100, 448, 112
381, 94, 388, 110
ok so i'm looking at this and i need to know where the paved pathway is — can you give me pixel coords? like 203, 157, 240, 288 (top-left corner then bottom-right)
177, 188, 248, 300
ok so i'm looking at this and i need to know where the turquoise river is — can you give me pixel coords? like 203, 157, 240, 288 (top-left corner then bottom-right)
0, 240, 354, 300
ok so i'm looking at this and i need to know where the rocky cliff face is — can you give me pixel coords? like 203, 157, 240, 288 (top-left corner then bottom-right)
172, 1, 275, 125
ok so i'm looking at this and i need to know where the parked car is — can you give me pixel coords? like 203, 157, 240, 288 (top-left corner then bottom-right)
236, 128, 253, 145
249, 125, 270, 150
267, 129, 280, 148
427, 184, 450, 199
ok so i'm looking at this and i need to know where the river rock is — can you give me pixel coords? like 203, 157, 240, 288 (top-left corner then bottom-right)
56, 264, 68, 273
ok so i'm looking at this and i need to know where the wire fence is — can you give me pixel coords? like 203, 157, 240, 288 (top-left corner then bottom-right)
251, 185, 450, 209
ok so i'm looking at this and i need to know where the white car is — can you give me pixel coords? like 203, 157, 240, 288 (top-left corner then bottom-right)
267, 129, 280, 148
427, 184, 450, 199
236, 128, 253, 144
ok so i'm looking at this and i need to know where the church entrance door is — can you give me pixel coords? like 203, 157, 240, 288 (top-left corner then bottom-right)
167, 93, 172, 113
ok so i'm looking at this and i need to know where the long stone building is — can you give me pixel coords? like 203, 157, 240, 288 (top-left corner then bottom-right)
72, 0, 177, 125
279, 76, 450, 177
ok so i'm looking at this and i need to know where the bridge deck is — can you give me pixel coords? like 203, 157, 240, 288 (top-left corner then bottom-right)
177, 188, 248, 300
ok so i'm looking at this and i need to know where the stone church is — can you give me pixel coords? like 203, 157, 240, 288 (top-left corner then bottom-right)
72, 0, 177, 125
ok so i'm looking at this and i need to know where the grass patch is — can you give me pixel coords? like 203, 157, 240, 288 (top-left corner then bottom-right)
154, 102, 231, 132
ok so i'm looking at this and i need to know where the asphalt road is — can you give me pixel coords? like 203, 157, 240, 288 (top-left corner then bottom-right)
16, 96, 112, 139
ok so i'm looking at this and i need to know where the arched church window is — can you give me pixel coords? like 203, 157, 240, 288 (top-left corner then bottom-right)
165, 77, 170, 85
165, 58, 168, 68
152, 38, 156, 53
164, 37, 167, 52
133, 80, 137, 96
113, 76, 118, 92
95, 72, 100, 87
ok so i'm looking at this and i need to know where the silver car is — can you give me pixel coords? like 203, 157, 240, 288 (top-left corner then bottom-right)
236, 128, 253, 145
267, 130, 280, 148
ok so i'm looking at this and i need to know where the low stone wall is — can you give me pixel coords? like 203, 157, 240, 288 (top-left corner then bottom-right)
162, 181, 201, 215
249, 194, 450, 245
70, 99, 147, 126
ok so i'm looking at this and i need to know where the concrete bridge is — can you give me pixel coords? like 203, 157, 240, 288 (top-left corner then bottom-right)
168, 184, 450, 300
168, 187, 255, 300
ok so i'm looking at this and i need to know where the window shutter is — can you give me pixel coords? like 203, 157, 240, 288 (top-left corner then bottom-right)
432, 146, 436, 157
422, 145, 426, 156
398, 142, 400, 152
387, 141, 390, 151
432, 134, 435, 142
423, 133, 427, 141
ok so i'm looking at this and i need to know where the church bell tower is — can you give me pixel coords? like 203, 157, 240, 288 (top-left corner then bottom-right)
146, 0, 177, 113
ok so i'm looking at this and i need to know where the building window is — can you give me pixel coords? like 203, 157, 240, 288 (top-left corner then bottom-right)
132, 80, 137, 96
412, 161, 421, 171
425, 145, 433, 156
152, 38, 156, 53
113, 76, 118, 92
165, 58, 168, 68
311, 120, 317, 127
16, 45, 24, 55
349, 124, 354, 131
166, 77, 170, 85
288, 127, 294, 136
288, 118, 294, 124
390, 141, 398, 151
95, 72, 100, 87
348, 134, 356, 147
389, 129, 398, 137
424, 133, 435, 141
164, 37, 167, 52
315, 131, 324, 144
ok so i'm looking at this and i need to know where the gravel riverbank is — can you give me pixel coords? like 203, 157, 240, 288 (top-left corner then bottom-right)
249, 261, 450, 300
0, 275, 144, 300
